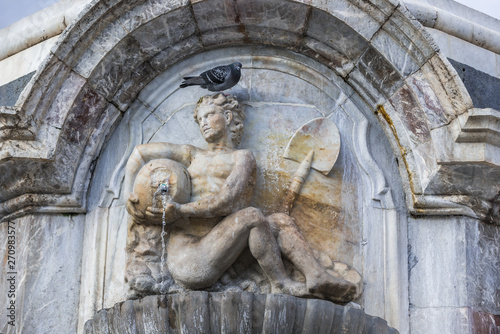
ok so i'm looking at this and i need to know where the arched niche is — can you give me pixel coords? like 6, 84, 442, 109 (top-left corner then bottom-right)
81, 45, 408, 331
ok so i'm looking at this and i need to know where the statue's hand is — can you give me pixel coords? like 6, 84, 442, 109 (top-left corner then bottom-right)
145, 202, 180, 224
126, 193, 146, 223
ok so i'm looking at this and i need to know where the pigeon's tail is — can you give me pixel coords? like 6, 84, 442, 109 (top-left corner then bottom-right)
180, 76, 206, 88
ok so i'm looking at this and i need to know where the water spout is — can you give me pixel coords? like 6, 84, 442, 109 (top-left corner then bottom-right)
157, 178, 170, 294
159, 182, 169, 194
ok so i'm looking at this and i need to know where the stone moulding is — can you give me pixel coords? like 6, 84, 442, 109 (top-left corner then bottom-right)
0, 0, 498, 224
84, 292, 399, 334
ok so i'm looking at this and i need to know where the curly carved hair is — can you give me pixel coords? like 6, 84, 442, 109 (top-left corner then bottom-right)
194, 93, 245, 146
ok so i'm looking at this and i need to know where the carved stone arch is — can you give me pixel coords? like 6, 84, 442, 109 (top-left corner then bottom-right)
80, 43, 408, 329
0, 0, 482, 223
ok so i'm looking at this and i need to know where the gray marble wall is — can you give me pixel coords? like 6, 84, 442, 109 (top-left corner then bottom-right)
0, 214, 85, 334
408, 216, 500, 333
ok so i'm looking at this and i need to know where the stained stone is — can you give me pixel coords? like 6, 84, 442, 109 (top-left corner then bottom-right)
61, 85, 108, 144
236, 0, 310, 34
198, 27, 247, 47
53, 0, 119, 63
85, 292, 399, 333
0, 215, 85, 334
149, 35, 203, 74
370, 9, 436, 78
356, 47, 404, 99
301, 37, 355, 77
20, 57, 74, 128
248, 68, 342, 113
130, 7, 196, 57
346, 68, 387, 107
405, 69, 450, 129
117, 0, 189, 33
306, 9, 369, 63
244, 26, 302, 48
294, 0, 389, 40
71, 13, 130, 78
112, 61, 157, 111
87, 35, 147, 100
426, 53, 473, 117
262, 294, 297, 333
389, 85, 432, 146
191, 0, 246, 46
2, 2, 500, 334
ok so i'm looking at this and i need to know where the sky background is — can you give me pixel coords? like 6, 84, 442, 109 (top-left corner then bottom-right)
0, 0, 498, 30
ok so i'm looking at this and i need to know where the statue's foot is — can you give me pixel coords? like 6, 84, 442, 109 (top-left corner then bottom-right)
271, 279, 308, 297
307, 271, 358, 303
133, 274, 157, 293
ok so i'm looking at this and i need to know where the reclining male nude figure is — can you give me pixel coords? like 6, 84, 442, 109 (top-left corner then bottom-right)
124, 93, 357, 303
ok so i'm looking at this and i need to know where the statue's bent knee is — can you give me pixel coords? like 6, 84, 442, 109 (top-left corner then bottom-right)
239, 207, 266, 228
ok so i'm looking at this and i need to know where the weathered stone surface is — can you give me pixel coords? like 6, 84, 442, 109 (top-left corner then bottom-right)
357, 47, 404, 99
87, 35, 147, 100
405, 69, 450, 129
306, 9, 369, 64
237, 0, 309, 34
85, 292, 399, 333
1, 0, 490, 227
111, 61, 157, 111
117, 0, 189, 33
4, 2, 500, 334
425, 53, 473, 117
408, 216, 469, 308
466, 221, 500, 314
130, 7, 196, 57
293, 0, 391, 41
371, 8, 436, 78
72, 16, 129, 79
0, 214, 85, 334
149, 35, 204, 74
191, 0, 245, 47
389, 85, 431, 146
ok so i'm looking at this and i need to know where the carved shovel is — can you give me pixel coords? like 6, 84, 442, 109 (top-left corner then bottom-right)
281, 117, 341, 214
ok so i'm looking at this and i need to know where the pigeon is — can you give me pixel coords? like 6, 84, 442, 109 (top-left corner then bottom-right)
180, 62, 242, 92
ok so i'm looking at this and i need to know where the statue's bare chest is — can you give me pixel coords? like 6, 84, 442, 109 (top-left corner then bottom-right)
188, 152, 235, 197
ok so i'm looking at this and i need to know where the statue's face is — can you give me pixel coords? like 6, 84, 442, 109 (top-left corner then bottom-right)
196, 103, 230, 142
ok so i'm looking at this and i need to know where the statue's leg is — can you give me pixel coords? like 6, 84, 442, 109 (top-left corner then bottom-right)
266, 213, 357, 302
167, 207, 305, 295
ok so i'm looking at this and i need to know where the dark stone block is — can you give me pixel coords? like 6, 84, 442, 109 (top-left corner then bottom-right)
449, 58, 500, 111
0, 72, 35, 106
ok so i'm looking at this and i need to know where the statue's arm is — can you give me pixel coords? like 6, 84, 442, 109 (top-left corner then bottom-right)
123, 142, 193, 201
178, 149, 256, 218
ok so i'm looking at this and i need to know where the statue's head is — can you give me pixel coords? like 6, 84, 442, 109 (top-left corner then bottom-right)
194, 93, 245, 146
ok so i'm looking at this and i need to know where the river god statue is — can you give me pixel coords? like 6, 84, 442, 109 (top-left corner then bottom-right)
123, 93, 362, 304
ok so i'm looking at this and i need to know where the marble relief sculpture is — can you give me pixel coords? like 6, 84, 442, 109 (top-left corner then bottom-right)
123, 93, 362, 304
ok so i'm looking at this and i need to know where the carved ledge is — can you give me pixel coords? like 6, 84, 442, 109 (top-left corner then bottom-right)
84, 292, 399, 334
457, 108, 500, 149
